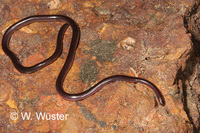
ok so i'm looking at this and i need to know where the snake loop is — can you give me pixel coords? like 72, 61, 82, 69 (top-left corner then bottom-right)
2, 15, 165, 106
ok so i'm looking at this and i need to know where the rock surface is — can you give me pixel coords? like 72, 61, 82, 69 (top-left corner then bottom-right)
0, 0, 199, 132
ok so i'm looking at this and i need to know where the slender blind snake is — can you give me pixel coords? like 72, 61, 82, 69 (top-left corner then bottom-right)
2, 15, 166, 106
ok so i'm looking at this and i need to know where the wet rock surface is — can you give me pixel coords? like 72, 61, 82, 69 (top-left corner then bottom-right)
0, 0, 199, 132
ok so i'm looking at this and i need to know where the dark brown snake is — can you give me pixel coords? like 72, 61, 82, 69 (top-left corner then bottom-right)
2, 15, 165, 106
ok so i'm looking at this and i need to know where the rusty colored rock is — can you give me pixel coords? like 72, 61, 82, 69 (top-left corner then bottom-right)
0, 0, 199, 132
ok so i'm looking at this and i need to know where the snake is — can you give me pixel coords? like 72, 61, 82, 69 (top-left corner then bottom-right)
2, 15, 165, 106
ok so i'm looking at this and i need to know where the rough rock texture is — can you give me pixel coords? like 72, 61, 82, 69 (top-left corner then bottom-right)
181, 2, 200, 132
0, 0, 199, 132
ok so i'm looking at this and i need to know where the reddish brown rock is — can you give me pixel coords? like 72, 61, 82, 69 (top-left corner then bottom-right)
0, 0, 199, 132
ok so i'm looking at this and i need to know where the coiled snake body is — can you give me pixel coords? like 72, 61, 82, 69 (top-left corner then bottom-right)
2, 15, 165, 106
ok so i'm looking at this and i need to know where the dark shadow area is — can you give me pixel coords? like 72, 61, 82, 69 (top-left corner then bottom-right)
174, 2, 200, 133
